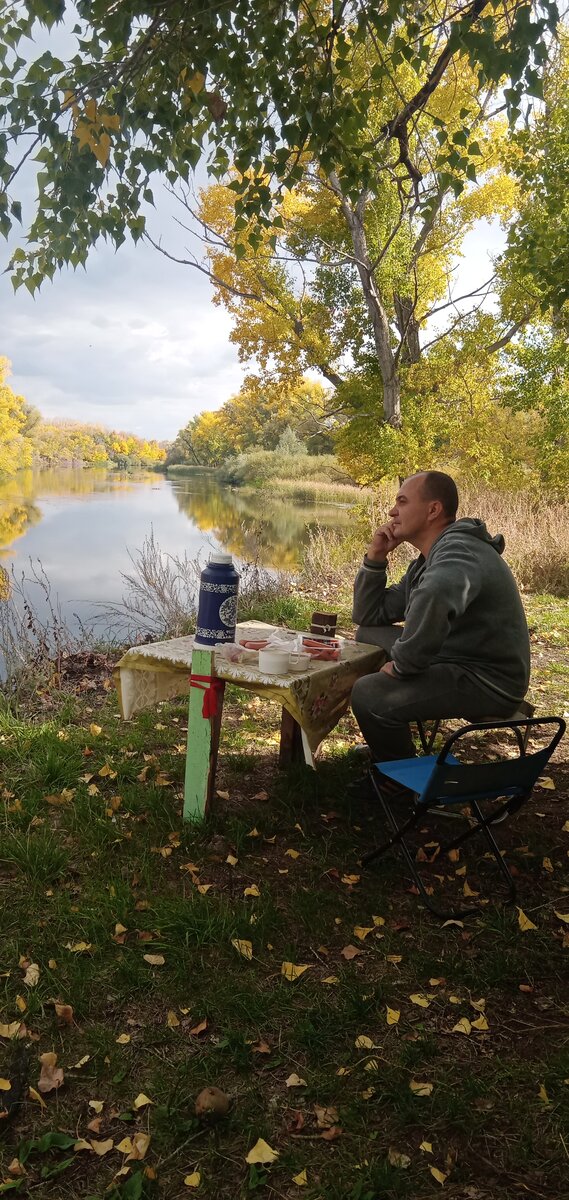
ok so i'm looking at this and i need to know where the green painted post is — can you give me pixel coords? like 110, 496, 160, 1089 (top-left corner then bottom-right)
183, 648, 225, 823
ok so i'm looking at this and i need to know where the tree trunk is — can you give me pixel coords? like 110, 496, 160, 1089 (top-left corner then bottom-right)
329, 174, 401, 427
394, 293, 420, 364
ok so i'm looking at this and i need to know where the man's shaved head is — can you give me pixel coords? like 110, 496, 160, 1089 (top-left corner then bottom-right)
411, 471, 459, 521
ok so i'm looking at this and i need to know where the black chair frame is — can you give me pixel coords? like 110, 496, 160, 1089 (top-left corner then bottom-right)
361, 717, 565, 920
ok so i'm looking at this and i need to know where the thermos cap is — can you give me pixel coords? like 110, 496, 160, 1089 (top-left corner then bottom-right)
209, 552, 233, 565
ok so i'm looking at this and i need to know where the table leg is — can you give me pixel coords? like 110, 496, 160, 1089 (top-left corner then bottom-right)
279, 707, 305, 767
183, 649, 226, 823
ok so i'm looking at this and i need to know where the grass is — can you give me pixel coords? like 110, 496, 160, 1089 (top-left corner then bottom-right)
242, 479, 368, 505
0, 597, 567, 1199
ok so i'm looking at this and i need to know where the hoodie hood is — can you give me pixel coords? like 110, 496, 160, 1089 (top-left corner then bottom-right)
435, 517, 505, 555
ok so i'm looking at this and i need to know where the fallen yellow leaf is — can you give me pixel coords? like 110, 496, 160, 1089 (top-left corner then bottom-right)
554, 911, 569, 924
537, 776, 555, 790
116, 1137, 134, 1155
292, 1168, 307, 1186
54, 1001, 73, 1026
409, 993, 434, 1008
281, 962, 310, 982
286, 1073, 307, 1087
430, 1166, 448, 1184
285, 849, 300, 859
73, 1139, 93, 1152
88, 1100, 104, 1113
386, 1007, 400, 1025
226, 854, 238, 867
372, 915, 385, 926
166, 1010, 180, 1028
354, 1035, 374, 1050
537, 1083, 550, 1104
65, 942, 92, 953
245, 1138, 279, 1165
116, 1033, 131, 1045
90, 1138, 114, 1156
89, 724, 102, 736
232, 939, 253, 960
353, 926, 374, 941
409, 1079, 433, 1096
452, 1017, 472, 1035
364, 1058, 379, 1072
23, 963, 40, 986
321, 976, 339, 984
517, 907, 538, 931
463, 880, 479, 898
126, 1131, 151, 1161
341, 874, 360, 885
38, 1051, 64, 1093
420, 1141, 433, 1153
143, 953, 165, 966
184, 1172, 201, 1188
244, 885, 260, 897
28, 1086, 46, 1109
133, 1093, 153, 1110
0, 1022, 21, 1039
542, 857, 554, 873
0, 1079, 11, 1090
472, 1014, 489, 1031
388, 1148, 410, 1168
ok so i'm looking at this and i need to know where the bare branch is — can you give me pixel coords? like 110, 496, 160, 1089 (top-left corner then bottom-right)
486, 310, 536, 353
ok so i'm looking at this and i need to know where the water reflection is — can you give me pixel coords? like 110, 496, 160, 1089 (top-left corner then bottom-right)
171, 474, 352, 569
0, 465, 353, 630
0, 472, 42, 557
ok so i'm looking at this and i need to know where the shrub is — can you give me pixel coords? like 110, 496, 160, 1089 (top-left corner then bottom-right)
216, 450, 355, 486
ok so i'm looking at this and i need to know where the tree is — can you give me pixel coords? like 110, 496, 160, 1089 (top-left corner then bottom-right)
504, 29, 569, 314
1, 1, 557, 326
0, 357, 33, 477
168, 377, 334, 467
277, 426, 308, 456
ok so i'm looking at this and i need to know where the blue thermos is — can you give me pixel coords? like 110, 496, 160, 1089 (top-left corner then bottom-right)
194, 552, 240, 646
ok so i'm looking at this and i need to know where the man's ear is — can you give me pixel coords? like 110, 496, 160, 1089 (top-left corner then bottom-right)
428, 500, 443, 522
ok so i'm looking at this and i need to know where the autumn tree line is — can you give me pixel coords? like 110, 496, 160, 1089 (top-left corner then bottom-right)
0, 358, 165, 478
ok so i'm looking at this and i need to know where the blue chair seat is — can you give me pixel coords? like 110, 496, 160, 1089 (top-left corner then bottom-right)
374, 753, 460, 798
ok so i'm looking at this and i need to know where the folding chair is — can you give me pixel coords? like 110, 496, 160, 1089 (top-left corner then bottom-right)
361, 717, 565, 920
416, 698, 536, 755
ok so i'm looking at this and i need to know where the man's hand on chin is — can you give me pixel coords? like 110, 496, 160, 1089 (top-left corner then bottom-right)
379, 661, 398, 677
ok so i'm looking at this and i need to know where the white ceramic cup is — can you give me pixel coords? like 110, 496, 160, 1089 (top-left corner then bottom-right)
288, 652, 311, 672
258, 648, 291, 675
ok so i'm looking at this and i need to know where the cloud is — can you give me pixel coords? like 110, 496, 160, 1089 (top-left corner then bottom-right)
1, 208, 245, 441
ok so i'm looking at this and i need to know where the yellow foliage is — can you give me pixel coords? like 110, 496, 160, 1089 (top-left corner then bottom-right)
0, 358, 33, 478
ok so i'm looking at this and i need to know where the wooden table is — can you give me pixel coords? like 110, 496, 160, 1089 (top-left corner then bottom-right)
115, 622, 385, 821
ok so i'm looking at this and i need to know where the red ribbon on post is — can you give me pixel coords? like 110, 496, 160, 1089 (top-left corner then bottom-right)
189, 673, 224, 719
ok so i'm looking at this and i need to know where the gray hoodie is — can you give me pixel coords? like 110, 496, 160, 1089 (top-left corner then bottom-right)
352, 518, 530, 703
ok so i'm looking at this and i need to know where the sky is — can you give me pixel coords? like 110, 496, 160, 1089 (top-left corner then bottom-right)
1, 190, 246, 443
1, 199, 505, 444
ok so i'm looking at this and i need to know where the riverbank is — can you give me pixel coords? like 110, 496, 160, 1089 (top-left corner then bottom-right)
0, 591, 567, 1199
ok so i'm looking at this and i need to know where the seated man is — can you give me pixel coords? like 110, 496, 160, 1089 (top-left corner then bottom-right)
351, 471, 530, 762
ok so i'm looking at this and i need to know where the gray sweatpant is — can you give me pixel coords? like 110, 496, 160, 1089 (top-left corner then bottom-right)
352, 626, 517, 761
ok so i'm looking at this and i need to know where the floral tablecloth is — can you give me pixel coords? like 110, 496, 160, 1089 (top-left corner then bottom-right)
115, 622, 385, 757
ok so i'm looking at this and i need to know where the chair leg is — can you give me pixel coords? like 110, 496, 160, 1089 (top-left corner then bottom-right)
416, 719, 440, 754
468, 799, 517, 905
362, 775, 482, 920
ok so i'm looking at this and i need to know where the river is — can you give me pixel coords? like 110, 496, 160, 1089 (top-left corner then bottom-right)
0, 467, 353, 640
